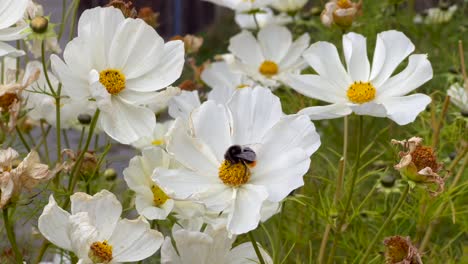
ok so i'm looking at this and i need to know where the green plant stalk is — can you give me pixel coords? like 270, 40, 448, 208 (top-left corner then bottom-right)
33, 242, 50, 264
319, 117, 349, 264
248, 231, 266, 264
3, 208, 23, 263
327, 115, 363, 264
64, 109, 100, 206
41, 41, 57, 97
15, 126, 31, 152
40, 121, 51, 165
68, 0, 81, 41
431, 95, 451, 149
419, 152, 468, 252
358, 183, 410, 264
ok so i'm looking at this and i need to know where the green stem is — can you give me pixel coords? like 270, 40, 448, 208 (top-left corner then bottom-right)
63, 109, 100, 208
358, 184, 410, 264
41, 41, 57, 96
40, 121, 51, 165
68, 0, 81, 41
248, 231, 266, 264
327, 115, 363, 264
33, 242, 50, 264
253, 12, 260, 31
15, 126, 31, 152
55, 84, 62, 163
3, 208, 23, 263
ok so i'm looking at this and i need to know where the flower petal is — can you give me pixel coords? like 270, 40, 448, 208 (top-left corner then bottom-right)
343, 32, 370, 82
98, 96, 156, 144
168, 90, 201, 120
125, 40, 184, 92
251, 147, 309, 202
108, 18, 164, 79
0, 41, 25, 58
166, 118, 219, 174
0, 0, 28, 29
303, 41, 351, 90
227, 242, 273, 264
51, 54, 90, 99
381, 94, 431, 125
70, 190, 122, 240
228, 87, 283, 145
162, 229, 212, 264
38, 195, 73, 251
228, 30, 264, 66
369, 30, 415, 87
298, 104, 352, 120
258, 25, 292, 62
190, 101, 232, 163
227, 185, 268, 234
279, 33, 310, 70
111, 218, 164, 262
283, 74, 346, 103
377, 54, 433, 98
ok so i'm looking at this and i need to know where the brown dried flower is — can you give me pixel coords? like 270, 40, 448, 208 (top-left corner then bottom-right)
384, 236, 423, 264
391, 137, 445, 196
0, 148, 53, 208
138, 7, 159, 28
171, 35, 204, 55
321, 0, 362, 29
106, 0, 137, 18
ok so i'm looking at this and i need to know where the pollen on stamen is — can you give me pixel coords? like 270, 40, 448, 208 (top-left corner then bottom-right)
259, 60, 279, 77
151, 185, 169, 206
218, 160, 251, 187
99, 69, 126, 95
346, 81, 376, 104
89, 240, 113, 264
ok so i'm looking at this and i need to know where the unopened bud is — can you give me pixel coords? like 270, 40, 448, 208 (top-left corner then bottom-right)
30, 16, 49, 33
78, 114, 92, 125
380, 174, 396, 188
104, 168, 117, 181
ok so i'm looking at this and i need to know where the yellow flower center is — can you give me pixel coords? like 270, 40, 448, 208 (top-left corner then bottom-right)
151, 139, 164, 146
259, 61, 279, 77
151, 185, 169, 206
237, 84, 249, 89
411, 146, 438, 171
0, 93, 18, 111
218, 160, 251, 187
337, 0, 352, 8
89, 240, 113, 264
99, 69, 126, 95
346, 81, 376, 104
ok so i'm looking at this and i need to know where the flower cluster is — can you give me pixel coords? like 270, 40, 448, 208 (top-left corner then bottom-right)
0, 0, 459, 263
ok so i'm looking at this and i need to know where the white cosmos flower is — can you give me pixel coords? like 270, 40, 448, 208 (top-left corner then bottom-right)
203, 0, 273, 12
285, 30, 433, 125
50, 7, 184, 144
168, 90, 202, 120
38, 190, 163, 264
130, 121, 174, 149
235, 8, 292, 30
161, 226, 272, 264
156, 87, 320, 234
123, 147, 203, 220
202, 61, 255, 104
415, 5, 457, 25
271, 0, 308, 13
228, 25, 309, 88
0, 0, 29, 58
22, 61, 98, 129
448, 82, 468, 114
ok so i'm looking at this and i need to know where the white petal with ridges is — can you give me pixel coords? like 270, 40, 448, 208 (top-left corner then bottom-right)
343, 32, 370, 82
38, 195, 73, 251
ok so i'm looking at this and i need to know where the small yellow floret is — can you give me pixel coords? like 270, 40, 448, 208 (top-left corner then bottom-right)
99, 69, 126, 95
151, 185, 169, 206
259, 61, 279, 77
346, 81, 376, 104
218, 160, 251, 187
89, 240, 113, 263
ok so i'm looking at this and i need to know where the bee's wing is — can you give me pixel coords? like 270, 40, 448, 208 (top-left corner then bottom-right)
237, 151, 256, 162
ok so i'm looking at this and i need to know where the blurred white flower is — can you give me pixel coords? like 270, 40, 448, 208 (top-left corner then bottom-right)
22, 61, 98, 129
414, 5, 457, 25
38, 190, 163, 263
203, 0, 273, 12
131, 121, 173, 149
124, 147, 204, 220
161, 226, 273, 264
156, 87, 320, 234
51, 7, 184, 144
0, 148, 52, 208
447, 82, 468, 114
235, 8, 292, 30
168, 90, 201, 120
285, 30, 433, 125
0, 0, 29, 57
228, 25, 309, 88
271, 0, 308, 13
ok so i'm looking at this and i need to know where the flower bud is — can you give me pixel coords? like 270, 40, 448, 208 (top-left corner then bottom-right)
104, 168, 117, 181
30, 16, 49, 33
78, 114, 92, 125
